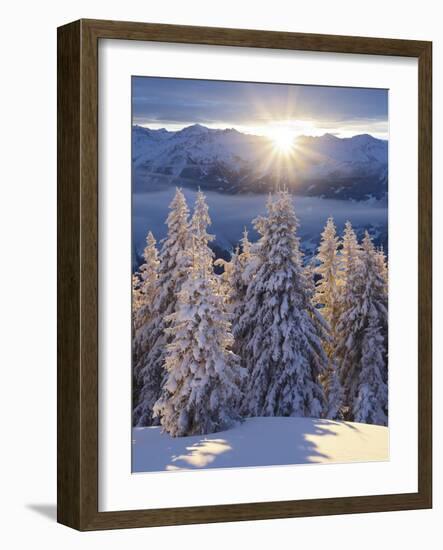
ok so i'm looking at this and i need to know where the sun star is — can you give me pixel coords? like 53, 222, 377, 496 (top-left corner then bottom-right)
269, 127, 296, 153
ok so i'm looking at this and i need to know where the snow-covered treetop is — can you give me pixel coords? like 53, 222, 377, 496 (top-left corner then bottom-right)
189, 190, 215, 277
140, 231, 159, 281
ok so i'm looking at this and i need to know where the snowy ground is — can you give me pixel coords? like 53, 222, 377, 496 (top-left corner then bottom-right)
132, 417, 389, 473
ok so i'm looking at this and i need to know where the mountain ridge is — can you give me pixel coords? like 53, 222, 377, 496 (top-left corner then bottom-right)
133, 124, 388, 201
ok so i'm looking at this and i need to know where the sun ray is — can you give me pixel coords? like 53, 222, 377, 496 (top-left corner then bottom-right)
269, 128, 296, 153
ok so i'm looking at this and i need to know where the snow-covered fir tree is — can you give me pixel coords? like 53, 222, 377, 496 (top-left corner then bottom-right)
133, 231, 159, 333
376, 246, 388, 289
240, 226, 252, 257
153, 193, 243, 436
214, 249, 234, 299
190, 190, 215, 267
132, 231, 159, 404
337, 229, 388, 425
216, 227, 253, 304
238, 191, 328, 418
131, 273, 142, 330
322, 361, 344, 420
374, 246, 388, 332
353, 314, 388, 425
237, 227, 259, 288
335, 221, 361, 404
315, 217, 343, 341
188, 189, 224, 295
134, 188, 191, 426
228, 229, 257, 385
375, 245, 389, 385
132, 272, 143, 405
353, 232, 388, 423
314, 217, 344, 419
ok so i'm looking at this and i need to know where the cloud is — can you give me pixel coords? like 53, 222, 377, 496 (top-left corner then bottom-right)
132, 76, 388, 138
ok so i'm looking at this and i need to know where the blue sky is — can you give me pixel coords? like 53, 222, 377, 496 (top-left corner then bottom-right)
132, 76, 388, 139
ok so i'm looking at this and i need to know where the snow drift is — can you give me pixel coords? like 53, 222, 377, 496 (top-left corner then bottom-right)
132, 416, 389, 473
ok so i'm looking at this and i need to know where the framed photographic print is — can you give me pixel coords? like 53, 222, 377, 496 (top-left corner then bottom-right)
57, 19, 432, 530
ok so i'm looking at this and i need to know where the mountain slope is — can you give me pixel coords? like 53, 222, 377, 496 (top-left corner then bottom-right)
133, 124, 388, 201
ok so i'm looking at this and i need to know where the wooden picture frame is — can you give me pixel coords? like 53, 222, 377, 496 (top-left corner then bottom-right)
57, 19, 432, 531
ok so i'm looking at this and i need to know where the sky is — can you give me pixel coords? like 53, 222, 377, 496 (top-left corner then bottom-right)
132, 76, 388, 140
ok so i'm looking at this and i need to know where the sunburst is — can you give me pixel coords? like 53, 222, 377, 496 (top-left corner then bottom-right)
268, 128, 296, 154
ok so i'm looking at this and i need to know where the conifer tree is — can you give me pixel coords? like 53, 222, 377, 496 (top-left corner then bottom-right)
238, 191, 327, 418
191, 190, 215, 269
314, 217, 344, 419
240, 226, 252, 256
224, 229, 255, 376
353, 232, 388, 424
322, 363, 344, 420
132, 231, 160, 405
214, 249, 235, 300
216, 227, 254, 308
134, 189, 191, 426
376, 246, 388, 290
153, 193, 243, 436
132, 273, 142, 330
375, 245, 389, 384
336, 221, 361, 408
353, 314, 388, 425
133, 231, 159, 333
315, 217, 343, 340
337, 229, 388, 425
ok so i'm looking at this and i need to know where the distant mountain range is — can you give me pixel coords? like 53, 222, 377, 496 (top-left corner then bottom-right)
132, 124, 388, 202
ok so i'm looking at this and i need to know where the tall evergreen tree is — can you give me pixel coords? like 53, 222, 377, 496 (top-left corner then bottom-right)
190, 190, 215, 269
337, 229, 388, 425
222, 229, 255, 378
238, 227, 259, 286
215, 249, 234, 299
375, 245, 389, 385
153, 193, 243, 436
216, 227, 254, 307
315, 217, 343, 339
336, 221, 361, 411
314, 217, 344, 419
353, 314, 388, 425
376, 246, 388, 290
133, 231, 159, 333
132, 273, 142, 330
134, 188, 191, 426
238, 191, 327, 418
354, 232, 388, 424
132, 231, 159, 405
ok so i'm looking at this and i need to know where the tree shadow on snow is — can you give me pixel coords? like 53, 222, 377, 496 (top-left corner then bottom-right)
133, 417, 345, 472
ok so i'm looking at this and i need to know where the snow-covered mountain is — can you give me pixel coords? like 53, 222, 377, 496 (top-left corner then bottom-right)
133, 124, 388, 201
